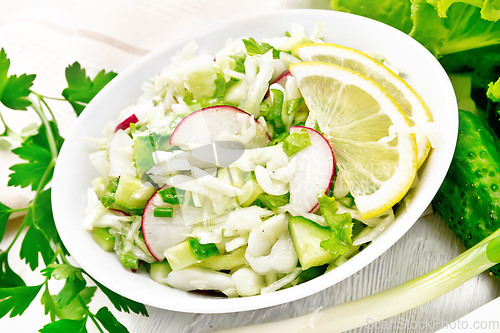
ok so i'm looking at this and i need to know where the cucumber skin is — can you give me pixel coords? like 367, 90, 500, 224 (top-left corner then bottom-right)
433, 110, 500, 278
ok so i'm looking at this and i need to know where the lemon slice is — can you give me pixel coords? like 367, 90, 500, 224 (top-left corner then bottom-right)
293, 43, 432, 168
289, 61, 418, 219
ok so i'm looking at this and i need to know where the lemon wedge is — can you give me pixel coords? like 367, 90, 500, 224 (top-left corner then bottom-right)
293, 43, 432, 168
289, 61, 418, 219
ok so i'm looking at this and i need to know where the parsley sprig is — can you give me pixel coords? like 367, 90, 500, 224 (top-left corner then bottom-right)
0, 48, 146, 332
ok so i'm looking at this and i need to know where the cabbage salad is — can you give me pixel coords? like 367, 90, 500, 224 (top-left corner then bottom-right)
83, 24, 400, 297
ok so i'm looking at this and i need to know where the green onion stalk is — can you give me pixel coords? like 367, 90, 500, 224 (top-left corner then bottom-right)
217, 228, 500, 333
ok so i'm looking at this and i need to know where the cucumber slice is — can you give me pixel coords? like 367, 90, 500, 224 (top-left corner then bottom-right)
92, 177, 107, 199
119, 250, 139, 270
115, 174, 155, 210
288, 216, 336, 270
150, 261, 172, 285
92, 228, 115, 252
188, 238, 220, 260
197, 247, 247, 271
164, 241, 199, 271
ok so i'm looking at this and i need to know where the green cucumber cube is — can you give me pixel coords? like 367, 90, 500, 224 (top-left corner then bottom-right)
150, 261, 172, 285
92, 228, 115, 252
115, 174, 155, 210
288, 216, 336, 270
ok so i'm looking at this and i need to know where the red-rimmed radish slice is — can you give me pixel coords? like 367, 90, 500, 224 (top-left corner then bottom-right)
115, 99, 153, 132
265, 70, 292, 98
142, 189, 202, 262
115, 114, 139, 132
273, 70, 291, 88
109, 208, 130, 216
169, 105, 269, 150
289, 126, 335, 213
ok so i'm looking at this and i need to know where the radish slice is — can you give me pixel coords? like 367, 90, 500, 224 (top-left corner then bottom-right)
109, 208, 130, 216
288, 126, 335, 213
265, 70, 291, 98
115, 99, 153, 132
142, 189, 203, 261
169, 105, 269, 150
115, 114, 139, 132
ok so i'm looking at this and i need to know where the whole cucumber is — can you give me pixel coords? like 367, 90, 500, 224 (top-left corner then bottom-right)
434, 109, 500, 277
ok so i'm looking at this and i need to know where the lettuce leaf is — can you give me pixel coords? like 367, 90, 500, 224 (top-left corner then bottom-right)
331, 0, 414, 33
317, 193, 354, 258
428, 0, 500, 21
331, 0, 500, 58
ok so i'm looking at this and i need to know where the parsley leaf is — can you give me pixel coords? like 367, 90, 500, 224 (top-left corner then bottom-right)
0, 284, 43, 318
89, 277, 148, 316
8, 120, 64, 190
1, 73, 36, 110
20, 190, 60, 270
20, 226, 54, 271
96, 307, 130, 333
57, 287, 96, 320
0, 201, 12, 242
40, 286, 58, 322
8, 141, 52, 189
62, 62, 117, 116
41, 263, 86, 308
0, 48, 35, 110
0, 251, 25, 288
41, 285, 97, 322
39, 318, 88, 333
0, 48, 10, 96
41, 263, 83, 280
27, 120, 64, 153
56, 278, 86, 308
26, 189, 60, 245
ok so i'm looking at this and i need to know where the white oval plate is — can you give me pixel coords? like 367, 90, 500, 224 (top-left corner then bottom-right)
52, 9, 458, 314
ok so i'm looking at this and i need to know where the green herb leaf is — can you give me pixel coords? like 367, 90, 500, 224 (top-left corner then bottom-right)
20, 225, 54, 271
8, 141, 52, 189
27, 120, 65, 153
1, 73, 36, 110
95, 307, 130, 333
41, 263, 83, 280
89, 276, 149, 316
318, 193, 354, 258
188, 238, 220, 260
62, 62, 117, 116
0, 201, 12, 242
242, 38, 281, 59
282, 128, 311, 156
41, 263, 87, 308
0, 251, 25, 287
0, 48, 10, 97
229, 53, 246, 74
39, 318, 88, 333
56, 276, 86, 308
263, 89, 286, 139
40, 286, 58, 322
20, 189, 60, 270
213, 72, 226, 98
0, 284, 43, 318
57, 287, 96, 321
